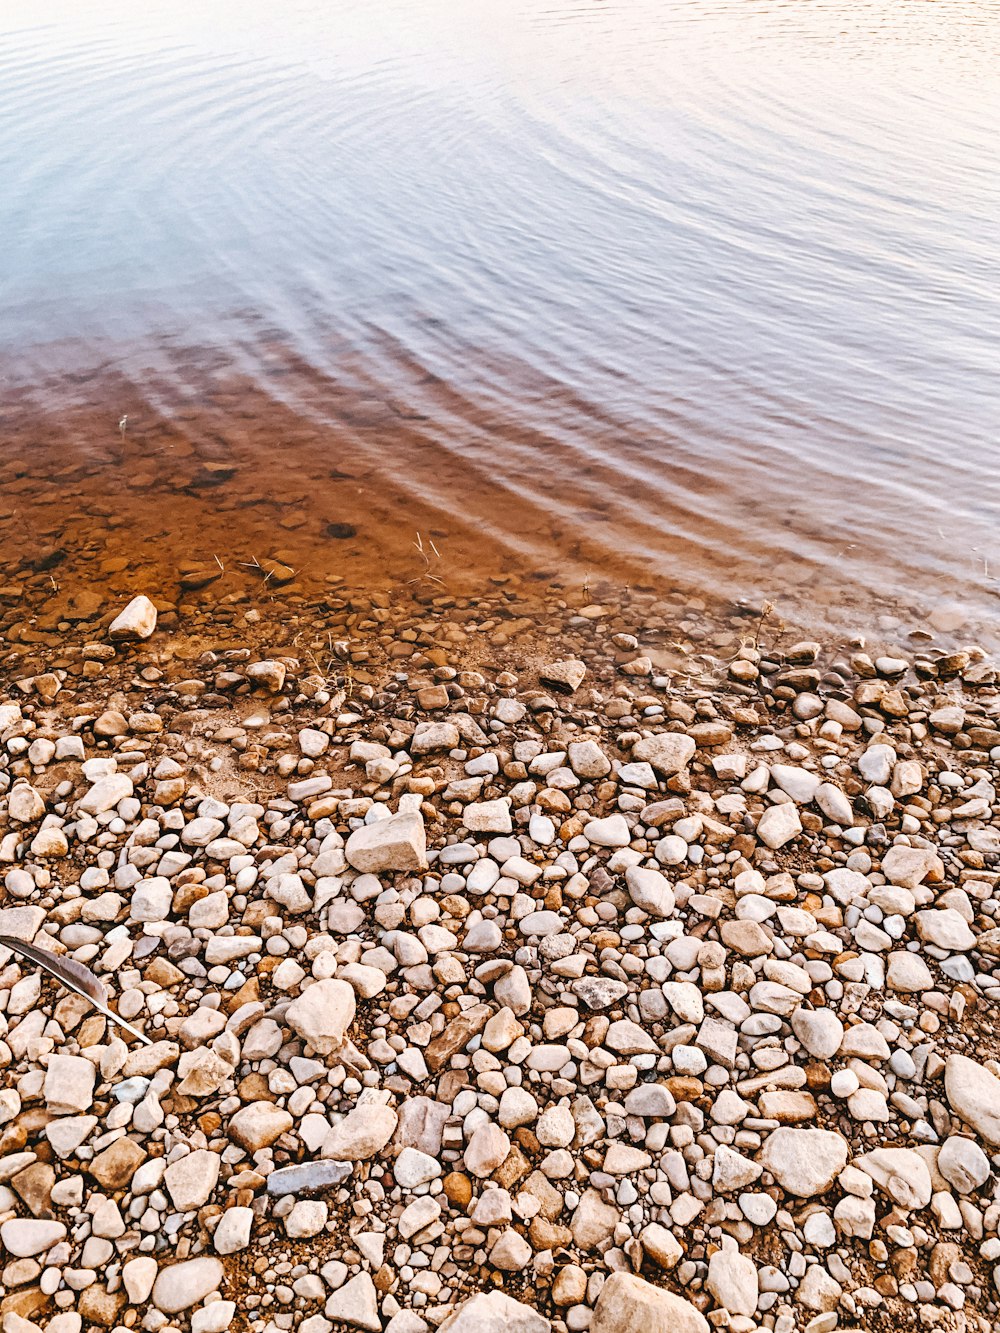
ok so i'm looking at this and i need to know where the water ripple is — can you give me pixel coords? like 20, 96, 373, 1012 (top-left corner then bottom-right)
1, 0, 998, 625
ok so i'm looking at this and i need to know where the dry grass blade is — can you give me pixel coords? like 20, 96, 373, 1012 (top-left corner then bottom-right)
0, 934, 152, 1045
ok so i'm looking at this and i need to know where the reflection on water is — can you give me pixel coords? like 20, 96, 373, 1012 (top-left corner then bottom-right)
1, 0, 999, 641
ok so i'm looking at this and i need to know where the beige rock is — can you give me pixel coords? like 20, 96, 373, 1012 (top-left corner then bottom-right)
109, 594, 158, 641
44, 1054, 96, 1114
164, 1149, 221, 1211
790, 1008, 843, 1060
0, 1218, 67, 1257
759, 1127, 847, 1197
639, 1222, 683, 1269
592, 1272, 709, 1333
881, 844, 942, 887
756, 803, 801, 849
632, 732, 696, 774
570, 1189, 619, 1249
323, 1104, 398, 1161
324, 1271, 381, 1330
915, 909, 975, 952
886, 950, 933, 991
151, 1257, 224, 1314
228, 1101, 294, 1151
8, 783, 45, 822
345, 810, 427, 872
624, 865, 675, 917
464, 1123, 511, 1177
439, 1290, 551, 1331
285, 979, 356, 1055
539, 659, 587, 693
707, 1246, 758, 1317
854, 1148, 932, 1210
944, 1054, 1000, 1146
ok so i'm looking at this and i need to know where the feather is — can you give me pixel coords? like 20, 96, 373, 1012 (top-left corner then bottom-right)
0, 934, 152, 1045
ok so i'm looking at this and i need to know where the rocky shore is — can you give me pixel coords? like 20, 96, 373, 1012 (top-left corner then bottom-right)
2, 585, 1000, 1333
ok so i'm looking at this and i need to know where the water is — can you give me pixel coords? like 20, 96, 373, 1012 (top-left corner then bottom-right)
2, 0, 999, 639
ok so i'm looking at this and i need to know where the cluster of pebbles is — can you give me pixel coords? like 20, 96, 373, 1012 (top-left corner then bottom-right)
2, 588, 1000, 1333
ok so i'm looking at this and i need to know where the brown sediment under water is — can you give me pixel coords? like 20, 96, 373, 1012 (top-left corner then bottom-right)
2, 0, 999, 655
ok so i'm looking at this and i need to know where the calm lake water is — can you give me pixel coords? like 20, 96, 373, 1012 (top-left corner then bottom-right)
1, 0, 999, 638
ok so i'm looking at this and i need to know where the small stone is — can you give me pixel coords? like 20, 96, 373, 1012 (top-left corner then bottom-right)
464, 1123, 511, 1177
632, 732, 696, 775
0, 1219, 67, 1257
88, 1138, 147, 1190
44, 1054, 96, 1114
229, 1101, 294, 1151
123, 1256, 159, 1304
854, 1148, 932, 1209
345, 810, 428, 872
394, 1148, 443, 1189
462, 799, 512, 833
707, 1246, 758, 1317
539, 659, 587, 693
109, 594, 158, 641
624, 865, 674, 917
439, 1291, 551, 1332
886, 950, 933, 991
411, 721, 461, 753
285, 979, 356, 1055
790, 1008, 844, 1060
592, 1272, 709, 1333
571, 1189, 620, 1249
568, 740, 611, 778
285, 1199, 328, 1238
213, 1207, 254, 1254
759, 1127, 847, 1197
756, 803, 802, 849
944, 1054, 1000, 1146
247, 659, 287, 691
713, 1144, 762, 1193
881, 844, 942, 887
266, 1162, 352, 1196
164, 1150, 221, 1211
192, 1302, 238, 1333
938, 1136, 991, 1194
324, 1271, 381, 1331
584, 814, 632, 847
490, 1228, 532, 1270
324, 1104, 398, 1161
7, 784, 45, 822
152, 1258, 224, 1314
916, 909, 975, 952
78, 773, 134, 815
639, 1222, 682, 1269
815, 782, 854, 825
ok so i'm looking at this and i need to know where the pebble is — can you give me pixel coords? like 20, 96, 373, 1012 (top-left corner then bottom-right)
0, 602, 998, 1333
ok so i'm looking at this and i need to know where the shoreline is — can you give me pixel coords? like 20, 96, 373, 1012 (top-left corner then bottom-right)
1, 591, 999, 1331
